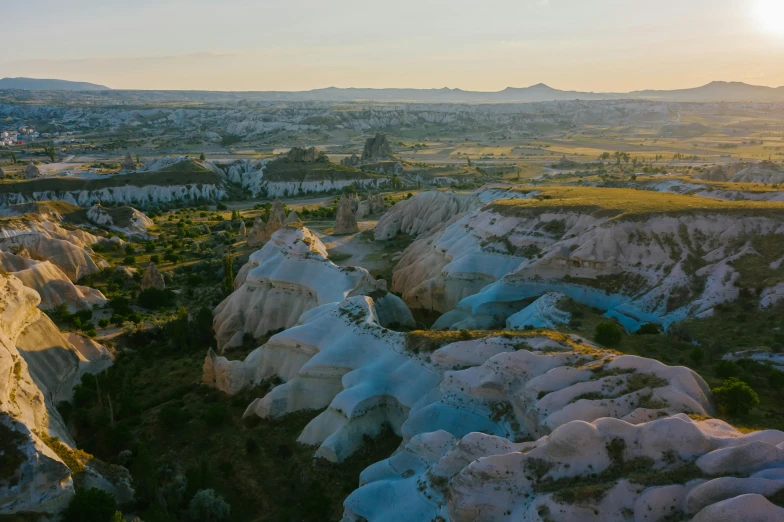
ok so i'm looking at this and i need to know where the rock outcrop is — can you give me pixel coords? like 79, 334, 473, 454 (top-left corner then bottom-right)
0, 273, 127, 516
247, 217, 266, 248
24, 162, 40, 179
121, 153, 136, 171
238, 220, 247, 237
0, 216, 108, 282
362, 133, 392, 161
212, 225, 383, 351
333, 194, 359, 235
382, 186, 784, 330
86, 204, 153, 238
286, 146, 323, 163
141, 262, 165, 291
374, 190, 480, 240
344, 414, 784, 522
206, 296, 711, 463
341, 153, 360, 167
284, 211, 301, 224
0, 251, 106, 311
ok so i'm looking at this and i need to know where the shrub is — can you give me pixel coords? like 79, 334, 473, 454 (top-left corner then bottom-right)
138, 288, 177, 310
123, 256, 136, 266
189, 489, 230, 522
150, 254, 160, 264
62, 487, 117, 522
98, 318, 109, 328
636, 323, 661, 335
595, 322, 623, 347
689, 347, 705, 367
712, 378, 759, 417
713, 360, 740, 379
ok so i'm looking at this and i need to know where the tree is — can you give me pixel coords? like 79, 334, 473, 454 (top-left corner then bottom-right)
711, 378, 759, 417
595, 322, 623, 347
600, 152, 610, 161
200, 152, 206, 161
222, 255, 234, 295
44, 146, 56, 162
189, 489, 230, 522
131, 443, 157, 506
62, 488, 117, 522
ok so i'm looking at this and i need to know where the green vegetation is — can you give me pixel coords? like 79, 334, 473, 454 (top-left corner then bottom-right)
594, 322, 623, 347
712, 378, 760, 417
62, 488, 119, 522
488, 186, 784, 220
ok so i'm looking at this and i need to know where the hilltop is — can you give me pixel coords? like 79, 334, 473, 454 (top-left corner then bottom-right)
0, 77, 110, 91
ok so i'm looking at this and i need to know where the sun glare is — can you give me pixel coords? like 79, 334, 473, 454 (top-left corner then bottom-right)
755, 0, 784, 36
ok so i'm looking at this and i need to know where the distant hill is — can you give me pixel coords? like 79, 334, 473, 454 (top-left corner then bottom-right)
0, 77, 110, 91
632, 81, 784, 102
2, 78, 782, 102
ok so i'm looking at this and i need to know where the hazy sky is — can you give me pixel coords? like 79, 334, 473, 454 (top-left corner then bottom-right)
3, 0, 784, 91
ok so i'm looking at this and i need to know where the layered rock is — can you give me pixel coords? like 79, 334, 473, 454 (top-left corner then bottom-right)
344, 415, 784, 522
86, 204, 153, 238
0, 251, 106, 311
382, 186, 784, 331
362, 133, 392, 161
0, 216, 108, 281
0, 273, 125, 516
212, 225, 383, 351
374, 190, 481, 240
141, 262, 165, 291
334, 194, 359, 235
207, 296, 711, 464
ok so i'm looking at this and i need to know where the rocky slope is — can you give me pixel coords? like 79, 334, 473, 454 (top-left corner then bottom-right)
0, 214, 108, 281
0, 250, 106, 311
212, 224, 391, 352
0, 273, 125, 517
386, 186, 784, 331
86, 204, 154, 238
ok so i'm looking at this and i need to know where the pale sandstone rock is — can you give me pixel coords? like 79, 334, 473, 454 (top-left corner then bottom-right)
141, 262, 165, 291
238, 220, 247, 237
86, 204, 153, 238
212, 225, 380, 351
334, 194, 359, 235
0, 251, 106, 311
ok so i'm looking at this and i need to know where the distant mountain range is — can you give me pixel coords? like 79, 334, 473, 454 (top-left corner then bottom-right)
0, 77, 110, 91
2, 77, 783, 103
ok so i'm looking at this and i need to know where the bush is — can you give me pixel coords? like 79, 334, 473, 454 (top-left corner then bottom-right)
636, 323, 661, 335
98, 318, 109, 328
712, 378, 759, 416
189, 489, 230, 522
713, 360, 740, 379
138, 288, 177, 310
62, 487, 118, 522
689, 347, 705, 367
594, 322, 623, 347
150, 254, 160, 264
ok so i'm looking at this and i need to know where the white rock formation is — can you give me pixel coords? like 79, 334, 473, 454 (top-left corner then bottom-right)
381, 186, 784, 331
0, 251, 106, 310
0, 273, 126, 516
506, 292, 570, 330
212, 225, 384, 351
206, 297, 712, 465
343, 414, 784, 522
87, 204, 153, 238
0, 216, 108, 281
374, 190, 480, 240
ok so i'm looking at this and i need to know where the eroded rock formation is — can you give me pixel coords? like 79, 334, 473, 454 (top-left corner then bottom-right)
362, 133, 392, 161
141, 262, 165, 291
334, 194, 359, 235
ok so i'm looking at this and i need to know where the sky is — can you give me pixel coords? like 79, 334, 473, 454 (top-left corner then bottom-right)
2, 0, 784, 92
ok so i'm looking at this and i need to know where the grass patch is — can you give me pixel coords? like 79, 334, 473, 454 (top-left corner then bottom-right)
488, 186, 784, 221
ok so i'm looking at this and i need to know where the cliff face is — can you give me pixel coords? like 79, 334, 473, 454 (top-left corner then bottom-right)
0, 273, 125, 516
383, 187, 784, 331
212, 225, 383, 352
